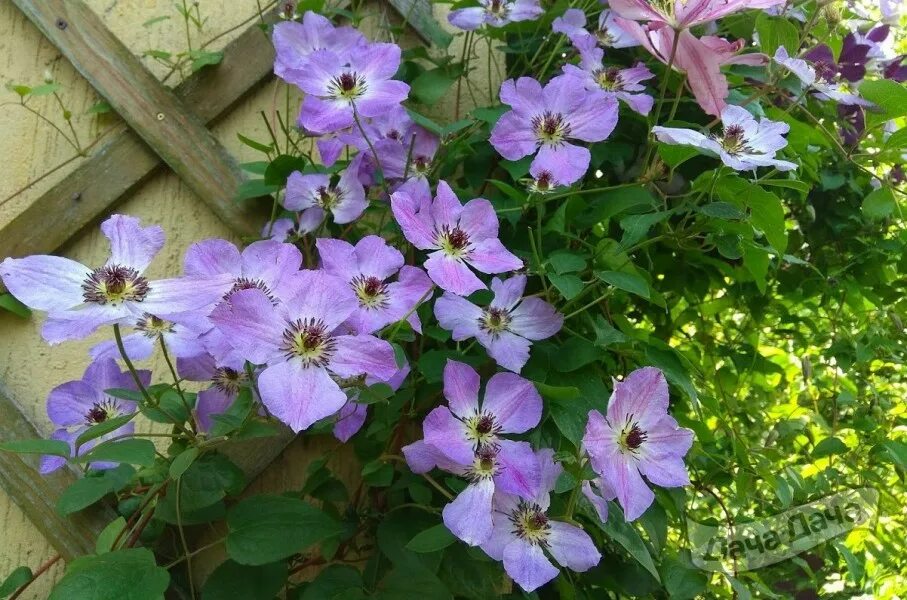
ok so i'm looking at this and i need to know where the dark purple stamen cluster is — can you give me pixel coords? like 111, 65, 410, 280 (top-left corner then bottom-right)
212, 367, 246, 394
281, 317, 337, 366
81, 265, 150, 305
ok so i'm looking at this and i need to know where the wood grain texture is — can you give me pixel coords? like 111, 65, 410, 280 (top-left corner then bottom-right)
0, 382, 117, 561
9, 0, 262, 240
388, 0, 453, 47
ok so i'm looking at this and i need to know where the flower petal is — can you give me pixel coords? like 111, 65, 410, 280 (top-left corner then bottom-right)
423, 406, 473, 465
442, 479, 495, 545
443, 360, 481, 418
183, 239, 242, 279
602, 454, 654, 521
333, 401, 368, 442
483, 372, 542, 434
258, 361, 347, 433
532, 143, 591, 186
489, 275, 526, 311
509, 297, 562, 340
209, 288, 284, 365
482, 330, 531, 373
547, 521, 601, 571
424, 252, 486, 296
391, 192, 437, 250
434, 292, 482, 341
606, 366, 669, 428
101, 214, 165, 273
494, 439, 541, 498
467, 238, 523, 275
502, 538, 560, 593
329, 334, 397, 381
283, 270, 358, 332
0, 255, 89, 312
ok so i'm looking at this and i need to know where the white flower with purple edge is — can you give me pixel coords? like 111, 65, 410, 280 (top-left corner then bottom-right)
0, 214, 232, 344
390, 180, 523, 297
582, 367, 694, 521
773, 46, 873, 107
480, 449, 601, 593
434, 275, 562, 373
652, 105, 798, 172
293, 42, 409, 134
448, 0, 543, 30
315, 235, 433, 335
283, 167, 367, 232
562, 39, 656, 115
402, 439, 541, 546
421, 360, 542, 465
490, 76, 619, 185
40, 359, 149, 474
209, 270, 397, 433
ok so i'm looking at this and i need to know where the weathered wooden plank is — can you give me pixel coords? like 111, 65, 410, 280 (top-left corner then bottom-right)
388, 0, 453, 47
0, 383, 117, 560
10, 0, 261, 239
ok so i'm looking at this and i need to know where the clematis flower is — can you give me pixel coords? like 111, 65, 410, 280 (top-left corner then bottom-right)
422, 360, 541, 464
210, 270, 397, 433
652, 105, 797, 172
434, 275, 562, 373
177, 352, 248, 434
552, 8, 638, 49
581, 476, 617, 523
315, 236, 433, 334
0, 215, 231, 344
448, 0, 543, 31
344, 107, 440, 183
614, 20, 766, 116
283, 167, 367, 232
563, 40, 655, 115
272, 11, 365, 86
403, 439, 541, 546
490, 76, 618, 185
775, 46, 873, 107
390, 181, 522, 296
333, 362, 410, 442
480, 449, 601, 593
89, 311, 208, 362
582, 367, 694, 521
262, 217, 301, 243
40, 359, 149, 474
608, 0, 784, 30
294, 42, 409, 134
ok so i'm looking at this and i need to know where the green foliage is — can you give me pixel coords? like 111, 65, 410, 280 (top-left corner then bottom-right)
48, 549, 169, 600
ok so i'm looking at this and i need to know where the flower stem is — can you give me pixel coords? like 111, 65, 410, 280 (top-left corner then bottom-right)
113, 324, 154, 405
351, 104, 388, 195
159, 336, 197, 434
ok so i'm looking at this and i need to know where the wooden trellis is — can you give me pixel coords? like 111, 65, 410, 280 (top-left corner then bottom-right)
0, 0, 443, 562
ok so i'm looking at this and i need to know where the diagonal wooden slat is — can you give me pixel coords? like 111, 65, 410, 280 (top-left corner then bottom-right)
0, 383, 118, 560
10, 0, 262, 239
388, 0, 453, 47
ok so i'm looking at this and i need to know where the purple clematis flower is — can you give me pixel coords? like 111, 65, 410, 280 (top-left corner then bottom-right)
0, 215, 231, 344
272, 11, 365, 87
434, 275, 562, 373
262, 217, 301, 243
293, 41, 409, 134
422, 360, 542, 465
490, 76, 618, 185
480, 449, 601, 593
315, 235, 433, 334
403, 439, 541, 546
177, 352, 249, 434
333, 361, 410, 442
582, 367, 694, 521
40, 359, 149, 474
563, 39, 655, 115
448, 0, 543, 30
89, 311, 208, 362
553, 8, 638, 49
391, 181, 522, 296
283, 167, 368, 232
652, 105, 797, 172
209, 270, 397, 433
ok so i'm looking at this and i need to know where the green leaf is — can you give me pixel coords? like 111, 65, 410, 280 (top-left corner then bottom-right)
29, 82, 61, 97
812, 436, 848, 458
0, 438, 69, 457
141, 389, 192, 424
881, 439, 907, 469
548, 251, 587, 275
6, 84, 31, 97
168, 447, 199, 479
142, 15, 171, 27
597, 270, 650, 299
717, 176, 788, 253
48, 548, 169, 600
189, 50, 224, 72
78, 439, 156, 466
698, 202, 745, 220
160, 453, 245, 513
236, 179, 280, 202
226, 495, 343, 565
411, 68, 458, 106
582, 503, 660, 582
660, 555, 707, 599
300, 565, 365, 600
534, 382, 581, 401
742, 242, 770, 293
548, 273, 584, 300
237, 133, 273, 154
755, 14, 799, 57
357, 382, 395, 405
861, 187, 896, 220
405, 524, 457, 553
0, 293, 31, 318
859, 79, 907, 118
657, 143, 700, 168
104, 388, 144, 402
75, 413, 136, 448
95, 517, 127, 554
405, 109, 444, 136
264, 154, 307, 186
57, 465, 135, 515
0, 566, 32, 598
201, 560, 288, 600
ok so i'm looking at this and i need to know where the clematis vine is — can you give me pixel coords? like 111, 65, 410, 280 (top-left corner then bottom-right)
283, 166, 368, 232
434, 275, 562, 373
40, 359, 149, 474
210, 270, 397, 433
448, 0, 543, 31
272, 11, 365, 87
480, 449, 601, 592
582, 367, 694, 521
490, 76, 618, 185
562, 38, 655, 115
0, 214, 231, 344
391, 180, 522, 296
315, 235, 433, 335
652, 105, 798, 172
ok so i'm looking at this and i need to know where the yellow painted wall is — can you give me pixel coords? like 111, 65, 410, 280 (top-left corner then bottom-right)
0, 1, 499, 595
